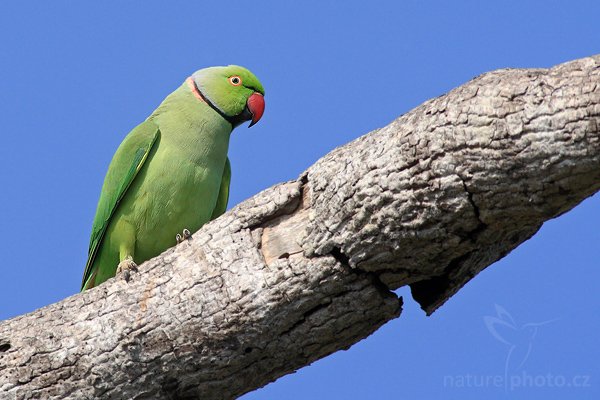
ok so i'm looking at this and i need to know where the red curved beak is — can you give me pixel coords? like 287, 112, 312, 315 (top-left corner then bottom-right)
247, 93, 265, 127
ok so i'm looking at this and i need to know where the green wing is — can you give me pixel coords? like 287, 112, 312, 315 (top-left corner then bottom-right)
81, 121, 160, 290
210, 157, 231, 219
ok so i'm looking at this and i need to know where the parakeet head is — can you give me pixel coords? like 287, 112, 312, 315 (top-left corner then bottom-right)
189, 65, 265, 128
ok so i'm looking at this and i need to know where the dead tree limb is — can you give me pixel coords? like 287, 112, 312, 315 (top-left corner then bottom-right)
1, 55, 599, 399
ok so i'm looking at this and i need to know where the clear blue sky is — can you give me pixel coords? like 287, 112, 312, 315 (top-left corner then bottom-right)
0, 1, 598, 398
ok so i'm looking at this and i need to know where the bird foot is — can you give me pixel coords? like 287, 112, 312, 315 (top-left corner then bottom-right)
176, 228, 192, 244
116, 256, 138, 282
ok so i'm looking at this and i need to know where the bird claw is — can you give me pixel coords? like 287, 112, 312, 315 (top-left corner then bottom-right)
116, 256, 138, 282
176, 228, 192, 244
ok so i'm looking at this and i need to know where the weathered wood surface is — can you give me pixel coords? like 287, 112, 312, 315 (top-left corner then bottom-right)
1, 55, 599, 399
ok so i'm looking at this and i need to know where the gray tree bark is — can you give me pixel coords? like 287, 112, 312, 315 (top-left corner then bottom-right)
1, 55, 599, 400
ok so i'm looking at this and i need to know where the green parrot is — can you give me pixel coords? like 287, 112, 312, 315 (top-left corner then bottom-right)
81, 65, 265, 291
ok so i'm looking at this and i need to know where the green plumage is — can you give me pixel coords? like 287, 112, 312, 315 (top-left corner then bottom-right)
82, 66, 264, 290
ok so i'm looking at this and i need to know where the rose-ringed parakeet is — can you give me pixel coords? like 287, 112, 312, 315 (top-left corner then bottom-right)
81, 66, 265, 291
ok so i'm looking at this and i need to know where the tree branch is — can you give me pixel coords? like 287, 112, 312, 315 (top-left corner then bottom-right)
2, 55, 599, 399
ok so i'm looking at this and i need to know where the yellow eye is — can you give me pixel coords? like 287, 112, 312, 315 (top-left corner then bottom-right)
229, 75, 242, 86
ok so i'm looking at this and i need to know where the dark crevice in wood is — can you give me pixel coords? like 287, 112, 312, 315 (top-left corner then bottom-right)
331, 246, 402, 306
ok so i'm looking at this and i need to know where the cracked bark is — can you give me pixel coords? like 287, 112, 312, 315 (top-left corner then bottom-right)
1, 54, 600, 399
